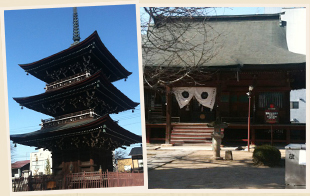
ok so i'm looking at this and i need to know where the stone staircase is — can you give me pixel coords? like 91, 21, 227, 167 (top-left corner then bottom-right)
170, 124, 215, 145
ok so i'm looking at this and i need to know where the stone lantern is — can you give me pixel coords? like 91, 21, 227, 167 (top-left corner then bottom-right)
208, 118, 228, 160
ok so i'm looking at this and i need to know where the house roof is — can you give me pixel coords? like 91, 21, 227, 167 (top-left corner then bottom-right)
129, 147, 142, 156
10, 115, 142, 147
11, 160, 30, 169
19, 31, 132, 83
13, 70, 139, 117
143, 13, 306, 67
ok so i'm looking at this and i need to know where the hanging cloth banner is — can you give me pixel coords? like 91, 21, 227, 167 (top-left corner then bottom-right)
173, 87, 195, 109
173, 87, 217, 109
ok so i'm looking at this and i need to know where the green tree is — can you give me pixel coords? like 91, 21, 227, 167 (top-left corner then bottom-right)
45, 158, 51, 175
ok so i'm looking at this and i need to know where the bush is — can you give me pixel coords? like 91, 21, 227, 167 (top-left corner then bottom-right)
252, 145, 281, 166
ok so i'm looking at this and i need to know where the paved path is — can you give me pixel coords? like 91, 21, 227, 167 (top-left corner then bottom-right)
147, 145, 286, 189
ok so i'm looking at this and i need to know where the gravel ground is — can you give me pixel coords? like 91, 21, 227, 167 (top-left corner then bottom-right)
147, 146, 286, 189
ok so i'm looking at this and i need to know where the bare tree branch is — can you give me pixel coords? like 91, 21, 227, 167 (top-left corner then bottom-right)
141, 7, 224, 89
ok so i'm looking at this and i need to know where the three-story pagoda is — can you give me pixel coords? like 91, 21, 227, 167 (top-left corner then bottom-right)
10, 8, 141, 175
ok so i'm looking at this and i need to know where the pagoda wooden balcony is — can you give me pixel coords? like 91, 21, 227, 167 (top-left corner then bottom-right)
45, 72, 91, 91
40, 109, 99, 128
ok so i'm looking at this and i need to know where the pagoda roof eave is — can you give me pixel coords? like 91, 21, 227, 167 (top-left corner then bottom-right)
13, 70, 139, 117
19, 31, 132, 82
10, 115, 141, 147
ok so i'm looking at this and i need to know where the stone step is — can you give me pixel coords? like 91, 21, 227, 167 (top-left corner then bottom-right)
170, 124, 221, 144
173, 125, 211, 129
172, 129, 214, 133
171, 135, 211, 139
171, 139, 212, 143
171, 132, 212, 135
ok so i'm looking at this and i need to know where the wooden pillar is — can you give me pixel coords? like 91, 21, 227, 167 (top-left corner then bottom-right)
251, 128, 256, 145
146, 127, 150, 143
165, 86, 172, 144
270, 126, 273, 146
78, 150, 81, 173
284, 91, 291, 123
90, 150, 94, 172
62, 152, 65, 174
286, 128, 291, 144
216, 73, 221, 120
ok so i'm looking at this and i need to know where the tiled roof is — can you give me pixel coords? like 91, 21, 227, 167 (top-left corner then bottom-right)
11, 160, 30, 169
129, 147, 142, 156
143, 13, 306, 67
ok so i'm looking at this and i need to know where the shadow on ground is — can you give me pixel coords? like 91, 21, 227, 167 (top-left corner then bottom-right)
148, 157, 285, 189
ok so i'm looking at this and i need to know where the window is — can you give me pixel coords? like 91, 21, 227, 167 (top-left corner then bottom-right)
258, 92, 283, 108
290, 101, 299, 109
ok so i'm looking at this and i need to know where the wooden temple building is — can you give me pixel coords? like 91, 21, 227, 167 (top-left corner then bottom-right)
143, 13, 306, 145
10, 10, 141, 175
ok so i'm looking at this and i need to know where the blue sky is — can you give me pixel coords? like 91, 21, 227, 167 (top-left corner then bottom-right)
5, 4, 142, 162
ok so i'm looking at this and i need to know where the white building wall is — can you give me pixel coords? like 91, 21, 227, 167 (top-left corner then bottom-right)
290, 89, 306, 123
281, 8, 306, 55
29, 148, 52, 175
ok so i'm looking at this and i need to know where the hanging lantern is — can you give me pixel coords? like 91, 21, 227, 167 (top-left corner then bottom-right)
132, 109, 134, 113
185, 104, 190, 111
14, 143, 17, 147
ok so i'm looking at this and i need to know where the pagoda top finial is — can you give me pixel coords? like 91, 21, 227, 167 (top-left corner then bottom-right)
71, 7, 80, 46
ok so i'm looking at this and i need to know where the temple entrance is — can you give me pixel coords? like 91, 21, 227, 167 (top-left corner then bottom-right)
174, 96, 216, 123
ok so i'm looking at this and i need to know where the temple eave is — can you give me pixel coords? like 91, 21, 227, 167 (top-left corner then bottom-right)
11, 115, 141, 150
13, 70, 139, 117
